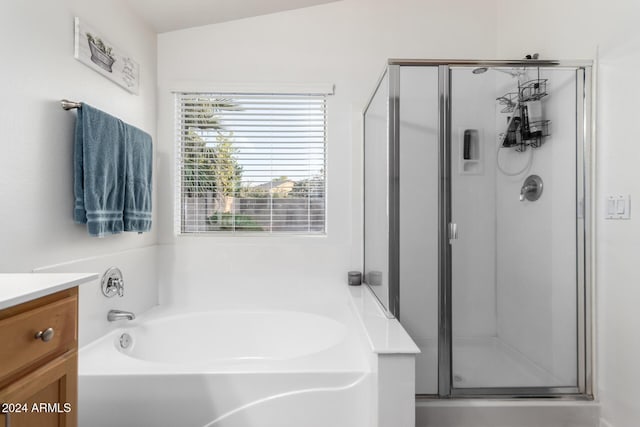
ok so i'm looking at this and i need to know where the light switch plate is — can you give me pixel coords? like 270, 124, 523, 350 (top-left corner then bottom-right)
605, 194, 631, 219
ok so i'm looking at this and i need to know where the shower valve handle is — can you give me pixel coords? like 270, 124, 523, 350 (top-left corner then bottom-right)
520, 175, 544, 202
102, 267, 124, 298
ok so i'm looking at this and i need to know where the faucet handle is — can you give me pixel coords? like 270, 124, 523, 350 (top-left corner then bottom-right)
101, 267, 124, 298
520, 175, 543, 202
114, 278, 124, 297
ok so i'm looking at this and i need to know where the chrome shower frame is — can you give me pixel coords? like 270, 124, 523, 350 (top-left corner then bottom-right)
363, 59, 594, 399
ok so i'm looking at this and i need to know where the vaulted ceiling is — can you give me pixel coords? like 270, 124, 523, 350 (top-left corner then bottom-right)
124, 0, 341, 33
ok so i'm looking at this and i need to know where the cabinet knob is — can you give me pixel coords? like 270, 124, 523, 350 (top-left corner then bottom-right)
34, 327, 55, 342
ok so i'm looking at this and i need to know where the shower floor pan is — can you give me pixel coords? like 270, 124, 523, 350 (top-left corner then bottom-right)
415, 336, 571, 393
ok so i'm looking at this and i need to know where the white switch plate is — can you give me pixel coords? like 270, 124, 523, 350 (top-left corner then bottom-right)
605, 194, 631, 219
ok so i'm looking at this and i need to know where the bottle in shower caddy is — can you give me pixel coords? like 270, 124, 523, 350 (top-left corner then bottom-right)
520, 104, 531, 140
525, 100, 543, 137
503, 114, 521, 147
532, 82, 540, 97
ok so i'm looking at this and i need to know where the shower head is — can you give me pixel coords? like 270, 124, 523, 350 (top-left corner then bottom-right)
472, 67, 488, 74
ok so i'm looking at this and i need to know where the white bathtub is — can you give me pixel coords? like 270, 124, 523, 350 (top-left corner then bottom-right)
120, 311, 347, 364
78, 305, 374, 427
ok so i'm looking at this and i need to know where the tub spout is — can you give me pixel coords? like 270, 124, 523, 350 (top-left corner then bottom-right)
107, 309, 136, 321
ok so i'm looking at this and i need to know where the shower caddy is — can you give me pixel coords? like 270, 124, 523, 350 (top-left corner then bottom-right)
498, 74, 551, 152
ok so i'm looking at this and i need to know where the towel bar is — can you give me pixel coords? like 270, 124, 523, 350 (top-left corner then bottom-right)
61, 99, 82, 110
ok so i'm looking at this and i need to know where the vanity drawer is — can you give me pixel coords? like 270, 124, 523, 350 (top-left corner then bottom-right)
0, 294, 77, 382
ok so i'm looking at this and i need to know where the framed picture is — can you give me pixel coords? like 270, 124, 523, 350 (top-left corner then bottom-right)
74, 17, 140, 95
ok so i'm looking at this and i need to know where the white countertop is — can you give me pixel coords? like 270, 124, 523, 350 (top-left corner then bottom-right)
0, 273, 99, 310
349, 285, 420, 355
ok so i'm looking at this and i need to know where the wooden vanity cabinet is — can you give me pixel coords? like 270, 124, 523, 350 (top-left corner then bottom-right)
0, 288, 78, 427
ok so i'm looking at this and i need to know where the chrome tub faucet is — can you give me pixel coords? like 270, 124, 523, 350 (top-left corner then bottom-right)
107, 309, 136, 321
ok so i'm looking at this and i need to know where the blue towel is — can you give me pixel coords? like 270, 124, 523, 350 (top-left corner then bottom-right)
73, 107, 86, 223
73, 104, 126, 237
123, 124, 152, 233
73, 104, 152, 236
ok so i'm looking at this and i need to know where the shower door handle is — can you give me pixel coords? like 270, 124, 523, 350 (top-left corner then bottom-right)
448, 223, 458, 243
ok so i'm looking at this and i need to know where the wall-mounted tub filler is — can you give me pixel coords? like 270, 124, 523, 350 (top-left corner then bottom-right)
520, 175, 543, 202
107, 309, 136, 322
101, 267, 124, 298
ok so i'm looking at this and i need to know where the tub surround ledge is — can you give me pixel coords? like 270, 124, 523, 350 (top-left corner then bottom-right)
0, 273, 99, 310
349, 284, 419, 427
349, 284, 420, 355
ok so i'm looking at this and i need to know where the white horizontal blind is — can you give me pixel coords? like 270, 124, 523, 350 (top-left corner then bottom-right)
175, 92, 326, 234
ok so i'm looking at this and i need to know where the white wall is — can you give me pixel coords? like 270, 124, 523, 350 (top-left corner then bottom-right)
3, 0, 633, 423
595, 44, 640, 427
156, 0, 498, 306
0, 0, 158, 273
0, 1, 159, 339
34, 247, 157, 347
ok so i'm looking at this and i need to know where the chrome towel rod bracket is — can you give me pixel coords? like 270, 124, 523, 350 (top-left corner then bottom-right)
61, 99, 81, 110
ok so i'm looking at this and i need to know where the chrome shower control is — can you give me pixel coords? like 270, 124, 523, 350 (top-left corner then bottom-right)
102, 267, 124, 298
520, 175, 543, 202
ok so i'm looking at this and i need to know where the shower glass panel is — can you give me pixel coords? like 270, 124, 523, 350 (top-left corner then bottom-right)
450, 66, 580, 391
363, 60, 591, 398
397, 66, 440, 395
363, 70, 391, 311
364, 67, 440, 395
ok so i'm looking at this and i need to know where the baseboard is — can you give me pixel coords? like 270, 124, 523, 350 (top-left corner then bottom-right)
416, 400, 600, 427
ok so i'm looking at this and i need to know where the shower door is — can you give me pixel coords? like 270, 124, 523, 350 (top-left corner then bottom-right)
364, 65, 441, 395
447, 65, 590, 395
363, 60, 592, 398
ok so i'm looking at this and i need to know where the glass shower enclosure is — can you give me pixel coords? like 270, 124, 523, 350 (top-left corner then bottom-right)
363, 60, 592, 397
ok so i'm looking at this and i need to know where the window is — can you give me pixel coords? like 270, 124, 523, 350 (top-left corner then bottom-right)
175, 92, 326, 234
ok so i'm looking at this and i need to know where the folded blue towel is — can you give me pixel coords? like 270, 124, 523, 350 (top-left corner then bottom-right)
73, 103, 126, 237
73, 107, 86, 224
123, 124, 152, 233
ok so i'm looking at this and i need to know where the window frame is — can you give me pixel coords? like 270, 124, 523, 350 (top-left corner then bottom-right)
174, 90, 329, 236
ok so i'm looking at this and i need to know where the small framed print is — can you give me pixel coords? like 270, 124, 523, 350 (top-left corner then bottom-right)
74, 17, 140, 95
